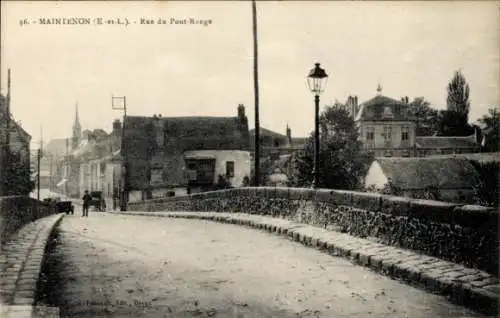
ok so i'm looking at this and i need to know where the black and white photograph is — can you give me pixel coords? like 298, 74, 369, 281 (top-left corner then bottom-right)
0, 1, 498, 317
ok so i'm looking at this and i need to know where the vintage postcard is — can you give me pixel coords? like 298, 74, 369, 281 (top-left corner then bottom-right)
0, 1, 498, 317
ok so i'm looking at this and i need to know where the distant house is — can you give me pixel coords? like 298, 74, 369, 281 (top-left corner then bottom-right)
347, 86, 481, 157
353, 88, 418, 158
44, 138, 69, 158
415, 134, 480, 156
62, 122, 122, 200
123, 104, 251, 199
0, 94, 31, 163
249, 125, 306, 158
365, 157, 482, 203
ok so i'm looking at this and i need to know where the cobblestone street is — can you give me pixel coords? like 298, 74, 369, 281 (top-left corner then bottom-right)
36, 213, 485, 317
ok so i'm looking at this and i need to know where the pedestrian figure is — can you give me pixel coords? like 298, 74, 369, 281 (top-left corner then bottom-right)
82, 190, 92, 217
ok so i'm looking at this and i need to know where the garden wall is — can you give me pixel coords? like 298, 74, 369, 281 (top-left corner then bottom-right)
128, 187, 499, 275
0, 196, 54, 244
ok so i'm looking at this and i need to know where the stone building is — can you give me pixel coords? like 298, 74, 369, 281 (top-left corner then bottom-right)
348, 85, 480, 157
123, 104, 251, 200
353, 86, 418, 157
0, 94, 31, 164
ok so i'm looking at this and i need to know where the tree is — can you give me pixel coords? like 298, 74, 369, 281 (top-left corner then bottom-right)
478, 108, 499, 152
1, 148, 34, 196
438, 109, 474, 137
408, 97, 440, 136
447, 70, 471, 121
432, 70, 475, 137
291, 104, 373, 189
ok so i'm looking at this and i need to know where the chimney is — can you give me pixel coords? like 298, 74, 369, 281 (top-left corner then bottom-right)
112, 119, 122, 136
237, 104, 245, 118
346, 95, 359, 118
286, 124, 292, 144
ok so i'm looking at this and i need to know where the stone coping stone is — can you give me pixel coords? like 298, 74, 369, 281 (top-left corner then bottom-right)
0, 213, 64, 315
110, 210, 499, 316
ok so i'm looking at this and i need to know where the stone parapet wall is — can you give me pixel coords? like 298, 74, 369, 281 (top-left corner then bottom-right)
128, 187, 499, 276
0, 196, 54, 244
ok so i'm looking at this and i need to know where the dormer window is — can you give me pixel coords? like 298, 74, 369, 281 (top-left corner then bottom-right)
382, 106, 394, 119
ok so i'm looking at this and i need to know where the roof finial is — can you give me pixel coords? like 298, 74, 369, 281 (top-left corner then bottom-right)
377, 83, 382, 95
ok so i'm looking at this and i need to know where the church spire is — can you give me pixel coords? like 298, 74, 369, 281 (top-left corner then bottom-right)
71, 102, 82, 150
73, 102, 81, 129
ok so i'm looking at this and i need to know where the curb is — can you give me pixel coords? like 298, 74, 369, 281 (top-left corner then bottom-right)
0, 213, 65, 318
110, 211, 499, 316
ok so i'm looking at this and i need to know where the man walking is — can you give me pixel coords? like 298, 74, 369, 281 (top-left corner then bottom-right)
82, 190, 92, 217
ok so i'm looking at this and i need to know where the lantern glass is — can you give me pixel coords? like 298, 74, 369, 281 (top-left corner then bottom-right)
307, 63, 328, 96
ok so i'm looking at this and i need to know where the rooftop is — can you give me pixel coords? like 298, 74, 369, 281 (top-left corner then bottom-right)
373, 157, 482, 190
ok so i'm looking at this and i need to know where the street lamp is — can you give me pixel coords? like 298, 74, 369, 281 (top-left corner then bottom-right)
307, 63, 328, 188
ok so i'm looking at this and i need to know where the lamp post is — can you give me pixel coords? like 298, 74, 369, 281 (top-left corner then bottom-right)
307, 63, 328, 189
112, 96, 127, 211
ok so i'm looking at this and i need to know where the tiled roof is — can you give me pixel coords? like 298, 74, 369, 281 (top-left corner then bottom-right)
71, 137, 116, 161
375, 157, 482, 190
425, 152, 500, 163
416, 135, 477, 149
249, 127, 287, 138
291, 137, 307, 147
125, 115, 249, 154
355, 95, 414, 122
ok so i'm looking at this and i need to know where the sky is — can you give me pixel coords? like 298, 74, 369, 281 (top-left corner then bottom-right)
1, 1, 499, 148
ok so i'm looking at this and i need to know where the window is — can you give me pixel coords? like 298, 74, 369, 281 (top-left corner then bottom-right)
226, 161, 235, 178
401, 126, 409, 141
156, 129, 164, 147
366, 127, 374, 141
384, 126, 392, 141
187, 161, 197, 170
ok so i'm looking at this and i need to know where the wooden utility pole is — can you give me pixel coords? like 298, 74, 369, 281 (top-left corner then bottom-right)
65, 138, 70, 196
112, 95, 127, 211
6, 69, 11, 151
252, 0, 261, 186
49, 154, 53, 192
37, 126, 43, 200
37, 148, 41, 200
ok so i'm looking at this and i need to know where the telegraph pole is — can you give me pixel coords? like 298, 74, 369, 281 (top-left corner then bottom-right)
37, 149, 41, 200
112, 95, 127, 211
6, 69, 11, 151
49, 154, 53, 192
65, 138, 70, 196
37, 126, 43, 200
252, 0, 261, 186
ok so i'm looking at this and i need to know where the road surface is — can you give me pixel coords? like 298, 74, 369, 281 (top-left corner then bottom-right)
35, 213, 485, 317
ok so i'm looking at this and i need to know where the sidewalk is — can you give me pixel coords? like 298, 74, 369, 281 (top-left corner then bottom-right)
110, 210, 499, 317
0, 213, 64, 317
